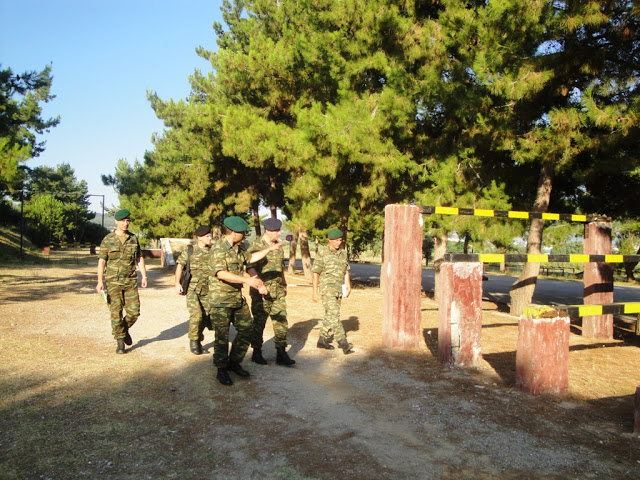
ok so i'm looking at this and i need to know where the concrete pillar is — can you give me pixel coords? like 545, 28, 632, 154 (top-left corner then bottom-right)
382, 204, 423, 350
583, 218, 614, 339
438, 262, 483, 366
516, 307, 569, 395
634, 386, 640, 433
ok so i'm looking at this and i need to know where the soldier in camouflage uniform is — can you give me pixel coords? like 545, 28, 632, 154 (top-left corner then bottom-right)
175, 225, 213, 355
247, 217, 295, 367
312, 228, 353, 354
96, 209, 148, 354
209, 216, 284, 386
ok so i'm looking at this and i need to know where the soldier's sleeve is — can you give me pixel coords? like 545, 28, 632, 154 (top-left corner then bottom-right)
176, 249, 188, 267
210, 244, 228, 277
311, 247, 324, 274
135, 235, 142, 259
246, 240, 262, 270
97, 236, 110, 261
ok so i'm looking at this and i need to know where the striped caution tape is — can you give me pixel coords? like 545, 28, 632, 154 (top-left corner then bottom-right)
444, 253, 640, 264
554, 303, 640, 317
422, 205, 600, 223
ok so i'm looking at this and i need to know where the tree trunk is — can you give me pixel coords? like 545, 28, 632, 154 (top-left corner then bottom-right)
510, 161, 554, 316
251, 199, 261, 237
433, 231, 448, 301
287, 231, 299, 274
299, 229, 312, 280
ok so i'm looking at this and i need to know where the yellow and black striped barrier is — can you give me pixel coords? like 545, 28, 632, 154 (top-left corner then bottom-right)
554, 303, 640, 317
422, 205, 600, 223
444, 253, 640, 263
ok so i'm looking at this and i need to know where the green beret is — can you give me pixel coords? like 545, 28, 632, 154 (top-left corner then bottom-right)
114, 209, 131, 221
327, 228, 343, 239
223, 216, 249, 233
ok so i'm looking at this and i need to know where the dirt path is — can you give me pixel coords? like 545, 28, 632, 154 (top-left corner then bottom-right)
1, 257, 639, 479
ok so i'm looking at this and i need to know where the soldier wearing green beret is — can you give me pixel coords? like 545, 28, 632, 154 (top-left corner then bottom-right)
312, 227, 353, 354
175, 225, 214, 355
209, 216, 285, 386
96, 209, 148, 354
247, 217, 295, 367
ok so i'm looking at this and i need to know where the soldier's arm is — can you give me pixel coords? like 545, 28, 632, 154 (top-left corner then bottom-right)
175, 263, 184, 294
138, 255, 148, 288
312, 272, 320, 303
216, 269, 267, 295
344, 270, 351, 297
96, 258, 106, 293
248, 241, 285, 264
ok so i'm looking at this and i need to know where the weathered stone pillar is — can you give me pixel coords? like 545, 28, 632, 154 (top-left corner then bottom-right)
583, 218, 614, 339
516, 307, 569, 395
438, 262, 483, 366
382, 204, 423, 350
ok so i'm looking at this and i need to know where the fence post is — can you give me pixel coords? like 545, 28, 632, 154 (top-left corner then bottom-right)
382, 204, 423, 350
438, 262, 483, 366
583, 218, 614, 339
516, 307, 570, 395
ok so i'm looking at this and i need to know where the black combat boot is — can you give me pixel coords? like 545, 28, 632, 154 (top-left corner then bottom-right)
216, 368, 233, 386
228, 363, 251, 377
123, 324, 132, 346
338, 339, 354, 354
316, 336, 335, 350
190, 340, 202, 355
276, 346, 296, 366
251, 348, 268, 365
115, 338, 126, 354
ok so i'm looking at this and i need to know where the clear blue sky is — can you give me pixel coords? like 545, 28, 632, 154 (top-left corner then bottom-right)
0, 0, 223, 214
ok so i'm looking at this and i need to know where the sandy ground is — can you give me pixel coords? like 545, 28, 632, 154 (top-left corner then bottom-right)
1, 256, 640, 479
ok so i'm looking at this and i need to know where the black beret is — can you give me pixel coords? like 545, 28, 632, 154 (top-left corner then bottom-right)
263, 218, 282, 231
194, 225, 211, 237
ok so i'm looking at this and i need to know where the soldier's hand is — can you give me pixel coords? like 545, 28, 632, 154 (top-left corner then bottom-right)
270, 242, 285, 251
312, 291, 319, 303
96, 281, 104, 294
175, 284, 183, 295
141, 277, 148, 288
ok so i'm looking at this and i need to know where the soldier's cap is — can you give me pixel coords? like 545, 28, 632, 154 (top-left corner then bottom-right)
194, 225, 211, 237
327, 228, 343, 239
223, 216, 249, 233
114, 209, 131, 221
263, 218, 282, 231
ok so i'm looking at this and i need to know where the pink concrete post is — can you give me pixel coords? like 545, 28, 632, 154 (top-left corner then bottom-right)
437, 262, 483, 367
634, 386, 640, 433
583, 218, 614, 339
382, 204, 423, 350
515, 307, 569, 395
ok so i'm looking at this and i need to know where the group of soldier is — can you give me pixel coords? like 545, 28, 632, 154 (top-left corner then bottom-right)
95, 208, 353, 386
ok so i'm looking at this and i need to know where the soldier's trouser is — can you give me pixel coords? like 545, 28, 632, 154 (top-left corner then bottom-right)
321, 294, 346, 342
186, 289, 211, 341
250, 294, 288, 349
210, 299, 253, 368
106, 280, 140, 339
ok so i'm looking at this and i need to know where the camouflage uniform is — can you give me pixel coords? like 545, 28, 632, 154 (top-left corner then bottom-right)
208, 237, 254, 368
98, 231, 142, 339
176, 244, 212, 341
311, 245, 350, 342
247, 237, 288, 349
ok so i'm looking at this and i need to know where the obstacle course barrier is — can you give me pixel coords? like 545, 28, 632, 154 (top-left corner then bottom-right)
421, 205, 599, 223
